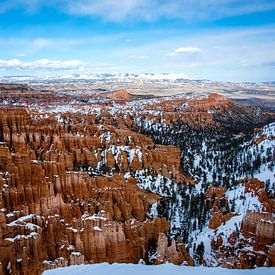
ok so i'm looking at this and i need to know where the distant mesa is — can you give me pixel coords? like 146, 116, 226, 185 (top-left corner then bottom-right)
0, 83, 33, 92
98, 89, 133, 100
0, 83, 54, 101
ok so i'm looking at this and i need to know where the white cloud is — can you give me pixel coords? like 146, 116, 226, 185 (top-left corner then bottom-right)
1, 0, 275, 22
167, 47, 202, 56
64, 0, 275, 22
0, 58, 87, 71
66, 0, 148, 21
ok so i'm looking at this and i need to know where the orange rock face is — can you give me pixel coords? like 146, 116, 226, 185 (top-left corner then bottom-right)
243, 178, 275, 212
0, 106, 193, 274
154, 233, 194, 266
208, 212, 236, 230
268, 245, 275, 267
206, 186, 227, 198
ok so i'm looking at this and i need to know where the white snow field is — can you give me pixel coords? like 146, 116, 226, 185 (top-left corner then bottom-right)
43, 263, 275, 275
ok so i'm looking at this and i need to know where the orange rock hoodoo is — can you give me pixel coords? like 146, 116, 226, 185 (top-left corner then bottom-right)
0, 107, 192, 274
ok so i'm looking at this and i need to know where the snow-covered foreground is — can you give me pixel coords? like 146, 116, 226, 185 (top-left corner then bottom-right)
43, 263, 274, 275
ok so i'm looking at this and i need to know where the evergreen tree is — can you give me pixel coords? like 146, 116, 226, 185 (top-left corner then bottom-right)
195, 242, 205, 265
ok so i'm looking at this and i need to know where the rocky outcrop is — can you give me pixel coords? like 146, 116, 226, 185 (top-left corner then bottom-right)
208, 178, 275, 269
154, 233, 194, 266
255, 219, 275, 247
232, 210, 275, 268
206, 186, 226, 198
205, 186, 233, 229
241, 210, 273, 237
208, 212, 235, 230
129, 93, 274, 131
243, 178, 275, 212
267, 244, 275, 267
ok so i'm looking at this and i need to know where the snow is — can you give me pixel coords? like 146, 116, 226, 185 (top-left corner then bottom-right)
25, 222, 40, 231
136, 72, 192, 81
150, 202, 158, 217
5, 73, 192, 82
243, 122, 275, 183
81, 212, 107, 221
93, 226, 102, 232
5, 232, 39, 242
226, 184, 262, 215
7, 214, 34, 227
43, 263, 275, 275
189, 183, 263, 266
136, 171, 176, 197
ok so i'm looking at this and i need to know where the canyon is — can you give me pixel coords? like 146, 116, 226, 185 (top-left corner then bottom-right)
0, 84, 274, 274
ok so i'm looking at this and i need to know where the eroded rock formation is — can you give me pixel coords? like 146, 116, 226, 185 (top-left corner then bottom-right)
0, 106, 192, 274
0, 89, 274, 273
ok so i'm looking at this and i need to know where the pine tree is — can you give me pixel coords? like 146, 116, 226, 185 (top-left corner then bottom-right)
196, 241, 205, 265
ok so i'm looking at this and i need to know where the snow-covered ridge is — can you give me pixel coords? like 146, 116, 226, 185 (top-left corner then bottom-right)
0, 72, 192, 82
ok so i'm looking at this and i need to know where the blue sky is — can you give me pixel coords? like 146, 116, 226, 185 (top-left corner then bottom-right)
0, 0, 275, 82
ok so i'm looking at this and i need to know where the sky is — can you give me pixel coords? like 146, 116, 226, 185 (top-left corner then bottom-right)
0, 0, 275, 82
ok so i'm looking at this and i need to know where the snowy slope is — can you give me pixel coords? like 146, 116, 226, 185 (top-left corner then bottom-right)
190, 183, 263, 266
43, 263, 275, 275
134, 120, 274, 266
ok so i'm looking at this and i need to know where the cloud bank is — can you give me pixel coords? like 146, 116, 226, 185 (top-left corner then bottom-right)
0, 59, 87, 71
